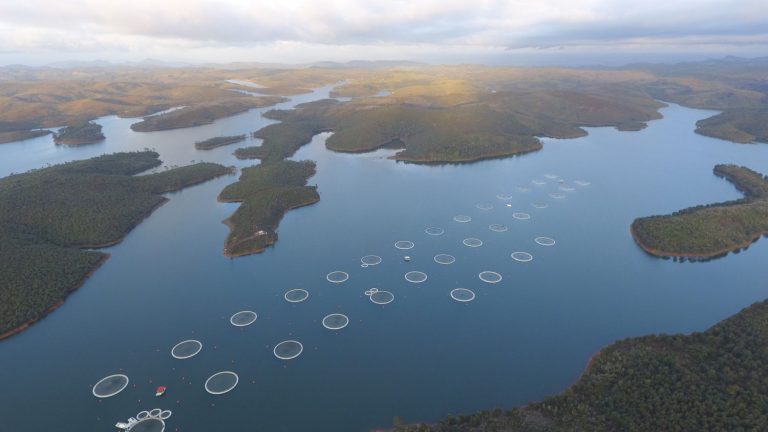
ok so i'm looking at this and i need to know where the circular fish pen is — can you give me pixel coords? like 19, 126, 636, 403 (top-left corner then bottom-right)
326, 271, 350, 284
92, 374, 129, 398
512, 212, 531, 220
478, 271, 503, 284
364, 288, 379, 296
532, 179, 547, 185
230, 311, 257, 327
433, 253, 456, 265
574, 180, 591, 186
425, 226, 445, 236
284, 289, 310, 303
544, 173, 559, 179
488, 223, 508, 232
496, 193, 513, 200
404, 271, 428, 283
370, 291, 395, 305
535, 237, 556, 246
450, 288, 476, 302
531, 203, 549, 209
394, 240, 415, 250
453, 215, 472, 223
322, 313, 350, 330
274, 340, 304, 360
124, 409, 172, 432
204, 371, 239, 395
517, 186, 530, 192
171, 340, 203, 360
559, 186, 576, 192
549, 193, 565, 199
462, 237, 483, 247
476, 203, 494, 210
361, 255, 382, 266
511, 252, 534, 262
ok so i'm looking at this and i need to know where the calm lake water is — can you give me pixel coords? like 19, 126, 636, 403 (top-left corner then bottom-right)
1, 88, 768, 432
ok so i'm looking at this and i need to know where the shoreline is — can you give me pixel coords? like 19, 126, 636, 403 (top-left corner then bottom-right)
629, 222, 765, 260
0, 253, 111, 341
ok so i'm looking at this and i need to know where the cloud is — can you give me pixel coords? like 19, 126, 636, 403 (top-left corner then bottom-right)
0, 0, 765, 62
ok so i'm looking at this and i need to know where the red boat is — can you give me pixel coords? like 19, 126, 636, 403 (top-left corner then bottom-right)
155, 386, 166, 397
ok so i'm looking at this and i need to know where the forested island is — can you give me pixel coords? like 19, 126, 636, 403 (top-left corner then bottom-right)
218, 160, 319, 256
53, 121, 105, 145
0, 152, 231, 339
393, 299, 768, 431
130, 97, 284, 132
0, 129, 51, 144
631, 165, 768, 259
195, 134, 246, 150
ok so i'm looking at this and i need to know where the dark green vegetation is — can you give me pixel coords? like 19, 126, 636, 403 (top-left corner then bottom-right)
695, 109, 768, 144
0, 129, 51, 144
194, 134, 246, 150
0, 152, 230, 338
218, 160, 319, 256
235, 119, 332, 162
130, 98, 283, 132
395, 299, 768, 432
53, 121, 105, 145
632, 165, 768, 259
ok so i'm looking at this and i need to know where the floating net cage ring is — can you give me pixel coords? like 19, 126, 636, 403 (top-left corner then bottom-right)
361, 255, 383, 266
137, 411, 150, 420
463, 238, 483, 247
326, 271, 350, 283
496, 193, 513, 200
92, 374, 130, 398
511, 251, 534, 262
532, 203, 549, 209
160, 410, 172, 420
434, 253, 456, 265
370, 290, 395, 305
404, 271, 428, 283
453, 215, 472, 223
230, 310, 257, 327
284, 289, 310, 303
171, 339, 203, 360
149, 409, 162, 417
273, 340, 304, 360
126, 418, 165, 432
425, 226, 445, 236
535, 237, 556, 246
479, 271, 503, 284
322, 313, 350, 330
450, 288, 476, 302
549, 193, 565, 199
532, 179, 547, 185
204, 371, 239, 395
394, 240, 415, 250
488, 224, 508, 232
476, 203, 494, 210
512, 212, 531, 220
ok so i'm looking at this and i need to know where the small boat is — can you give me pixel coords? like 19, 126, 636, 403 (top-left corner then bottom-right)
403, 256, 411, 262
155, 386, 166, 397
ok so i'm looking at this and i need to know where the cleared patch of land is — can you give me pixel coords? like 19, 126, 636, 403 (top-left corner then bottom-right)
218, 160, 319, 256
0, 152, 231, 338
194, 134, 246, 150
53, 121, 105, 145
631, 165, 768, 259
393, 298, 768, 431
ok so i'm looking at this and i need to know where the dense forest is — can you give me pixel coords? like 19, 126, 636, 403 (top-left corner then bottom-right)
695, 109, 768, 144
194, 134, 246, 150
631, 165, 768, 258
0, 152, 230, 337
394, 299, 768, 432
130, 97, 284, 132
53, 121, 105, 145
218, 160, 319, 256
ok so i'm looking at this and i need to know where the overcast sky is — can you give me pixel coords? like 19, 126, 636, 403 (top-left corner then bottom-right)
0, 0, 766, 66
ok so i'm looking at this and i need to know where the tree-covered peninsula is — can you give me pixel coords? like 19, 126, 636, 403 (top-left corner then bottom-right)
0, 152, 231, 339
195, 134, 246, 150
394, 298, 768, 431
631, 165, 768, 259
218, 160, 319, 256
